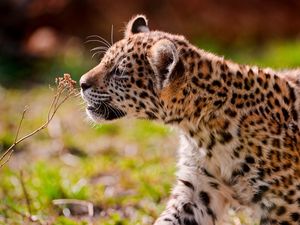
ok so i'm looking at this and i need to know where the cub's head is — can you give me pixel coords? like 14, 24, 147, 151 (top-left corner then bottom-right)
80, 15, 186, 123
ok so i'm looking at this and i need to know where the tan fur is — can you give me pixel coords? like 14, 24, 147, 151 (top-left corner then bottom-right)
80, 16, 300, 225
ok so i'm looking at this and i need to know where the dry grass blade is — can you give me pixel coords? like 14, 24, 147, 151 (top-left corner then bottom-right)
3, 204, 43, 224
19, 171, 32, 217
3, 170, 45, 224
14, 106, 28, 143
0, 74, 77, 168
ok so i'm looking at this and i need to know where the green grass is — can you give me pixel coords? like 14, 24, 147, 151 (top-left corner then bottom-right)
0, 88, 176, 224
196, 38, 300, 69
1, 39, 300, 224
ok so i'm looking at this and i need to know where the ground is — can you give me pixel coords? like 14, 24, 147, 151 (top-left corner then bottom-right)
1, 40, 300, 225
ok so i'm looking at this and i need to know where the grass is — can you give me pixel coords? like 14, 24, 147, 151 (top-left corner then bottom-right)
1, 39, 300, 224
196, 37, 300, 68
0, 88, 176, 224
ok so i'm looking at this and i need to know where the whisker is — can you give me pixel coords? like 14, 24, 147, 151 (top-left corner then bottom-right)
117, 107, 124, 118
86, 35, 111, 47
74, 91, 82, 96
103, 103, 109, 119
92, 51, 106, 59
78, 102, 86, 106
107, 102, 119, 119
98, 102, 106, 118
111, 24, 114, 46
115, 107, 123, 118
106, 103, 118, 118
90, 46, 109, 52
95, 103, 102, 112
76, 96, 82, 99
98, 97, 111, 102
107, 102, 123, 119
104, 102, 113, 119
85, 39, 111, 48
98, 92, 110, 97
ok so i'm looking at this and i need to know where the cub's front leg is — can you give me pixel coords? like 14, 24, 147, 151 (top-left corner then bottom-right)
154, 171, 229, 225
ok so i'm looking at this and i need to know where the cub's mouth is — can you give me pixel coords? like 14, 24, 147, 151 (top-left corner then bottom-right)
86, 102, 126, 121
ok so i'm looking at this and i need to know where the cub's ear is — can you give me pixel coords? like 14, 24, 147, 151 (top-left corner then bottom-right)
148, 39, 181, 89
124, 15, 149, 38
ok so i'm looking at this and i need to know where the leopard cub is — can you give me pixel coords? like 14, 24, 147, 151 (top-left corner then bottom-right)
80, 15, 300, 225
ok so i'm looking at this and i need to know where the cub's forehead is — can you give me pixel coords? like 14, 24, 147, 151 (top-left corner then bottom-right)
101, 31, 183, 66
112, 33, 157, 52
99, 42, 127, 67
101, 34, 153, 64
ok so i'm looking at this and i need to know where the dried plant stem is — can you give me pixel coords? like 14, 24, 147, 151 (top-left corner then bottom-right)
4, 203, 43, 224
14, 106, 28, 143
0, 74, 77, 168
4, 204, 28, 219
0, 95, 61, 167
19, 171, 32, 217
0, 107, 28, 167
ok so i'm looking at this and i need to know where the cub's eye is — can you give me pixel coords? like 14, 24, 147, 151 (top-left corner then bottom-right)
115, 67, 123, 76
111, 67, 123, 76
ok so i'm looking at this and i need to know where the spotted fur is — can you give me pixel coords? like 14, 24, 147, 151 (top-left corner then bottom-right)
80, 15, 300, 225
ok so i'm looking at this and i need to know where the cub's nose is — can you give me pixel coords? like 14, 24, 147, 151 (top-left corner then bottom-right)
80, 81, 92, 91
80, 76, 92, 91
80, 68, 100, 91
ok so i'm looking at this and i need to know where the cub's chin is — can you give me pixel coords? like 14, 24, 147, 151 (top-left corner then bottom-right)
85, 103, 126, 123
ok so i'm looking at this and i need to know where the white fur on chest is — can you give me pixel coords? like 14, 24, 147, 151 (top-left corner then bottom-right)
177, 134, 240, 182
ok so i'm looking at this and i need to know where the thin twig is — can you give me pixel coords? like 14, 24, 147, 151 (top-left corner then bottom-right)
4, 203, 43, 224
0, 74, 77, 168
4, 204, 28, 218
14, 106, 28, 143
0, 107, 29, 167
19, 171, 32, 216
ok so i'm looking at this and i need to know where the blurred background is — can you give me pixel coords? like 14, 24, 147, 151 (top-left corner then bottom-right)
2, 0, 300, 87
1, 0, 300, 224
